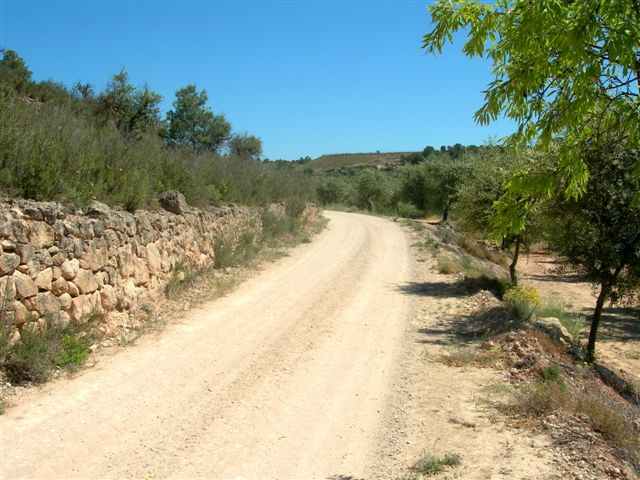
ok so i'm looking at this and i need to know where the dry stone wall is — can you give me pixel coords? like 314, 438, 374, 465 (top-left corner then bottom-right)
0, 197, 262, 340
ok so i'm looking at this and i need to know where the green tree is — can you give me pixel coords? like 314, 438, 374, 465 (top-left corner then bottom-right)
355, 170, 392, 212
548, 143, 640, 362
423, 0, 640, 197
0, 49, 32, 93
95, 70, 162, 137
164, 84, 231, 153
229, 133, 262, 160
423, 157, 470, 222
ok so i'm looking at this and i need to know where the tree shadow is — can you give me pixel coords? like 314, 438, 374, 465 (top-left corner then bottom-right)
397, 276, 505, 300
416, 305, 521, 347
596, 307, 640, 342
327, 476, 365, 480
525, 273, 586, 284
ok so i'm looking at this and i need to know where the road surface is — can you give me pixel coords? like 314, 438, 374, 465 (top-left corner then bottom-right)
1, 211, 412, 480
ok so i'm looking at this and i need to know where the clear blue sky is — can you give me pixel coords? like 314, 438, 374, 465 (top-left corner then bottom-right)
1, 0, 513, 160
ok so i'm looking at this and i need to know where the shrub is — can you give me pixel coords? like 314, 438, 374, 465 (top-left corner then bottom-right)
538, 299, 585, 341
3, 323, 92, 384
396, 201, 423, 219
436, 254, 463, 274
510, 380, 570, 417
411, 452, 462, 476
504, 285, 541, 321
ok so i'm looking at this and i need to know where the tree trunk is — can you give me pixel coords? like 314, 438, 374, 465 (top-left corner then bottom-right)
442, 199, 449, 223
509, 236, 521, 286
587, 282, 609, 363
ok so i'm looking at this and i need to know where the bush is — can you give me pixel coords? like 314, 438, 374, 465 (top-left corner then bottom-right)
3, 322, 93, 384
504, 285, 541, 321
436, 254, 463, 274
411, 452, 462, 476
396, 201, 423, 219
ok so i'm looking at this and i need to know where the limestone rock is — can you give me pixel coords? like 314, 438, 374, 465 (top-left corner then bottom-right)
59, 293, 72, 310
146, 243, 162, 273
0, 252, 20, 275
86, 200, 111, 218
100, 285, 117, 311
35, 268, 53, 291
28, 222, 55, 248
75, 269, 99, 294
61, 258, 80, 280
34, 292, 61, 316
13, 270, 37, 299
13, 301, 30, 325
67, 281, 80, 297
51, 277, 68, 296
70, 294, 95, 322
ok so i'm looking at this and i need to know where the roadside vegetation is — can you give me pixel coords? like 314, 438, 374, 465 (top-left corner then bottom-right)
0, 49, 315, 210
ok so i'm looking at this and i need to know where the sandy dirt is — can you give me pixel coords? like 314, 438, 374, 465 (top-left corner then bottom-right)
1, 211, 413, 480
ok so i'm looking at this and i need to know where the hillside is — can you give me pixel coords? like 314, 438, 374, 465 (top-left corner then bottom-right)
311, 151, 418, 170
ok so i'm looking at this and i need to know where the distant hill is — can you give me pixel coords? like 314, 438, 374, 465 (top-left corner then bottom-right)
311, 151, 418, 170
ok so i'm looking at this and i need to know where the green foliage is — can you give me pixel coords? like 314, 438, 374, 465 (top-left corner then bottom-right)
2, 321, 93, 384
316, 177, 352, 206
164, 84, 231, 153
424, 0, 640, 197
548, 143, 640, 360
540, 365, 563, 384
229, 133, 262, 161
95, 70, 162, 138
422, 156, 471, 221
396, 201, 423, 219
355, 170, 394, 212
56, 333, 91, 370
504, 285, 541, 321
411, 452, 462, 476
0, 49, 32, 93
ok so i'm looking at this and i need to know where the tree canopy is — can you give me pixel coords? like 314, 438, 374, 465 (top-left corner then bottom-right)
424, 0, 640, 197
164, 84, 231, 153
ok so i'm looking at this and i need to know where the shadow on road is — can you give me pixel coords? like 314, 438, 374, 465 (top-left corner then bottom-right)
396, 276, 504, 299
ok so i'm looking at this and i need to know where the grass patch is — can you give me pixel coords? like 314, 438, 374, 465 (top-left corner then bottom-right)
3, 321, 92, 384
538, 299, 585, 341
411, 452, 462, 476
440, 346, 506, 368
436, 254, 463, 274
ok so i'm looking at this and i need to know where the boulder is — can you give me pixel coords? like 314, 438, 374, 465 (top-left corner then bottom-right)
75, 269, 99, 294
58, 293, 72, 310
34, 292, 61, 316
28, 222, 55, 248
0, 253, 20, 276
70, 295, 94, 322
13, 270, 37, 299
158, 191, 188, 215
86, 200, 111, 218
534, 317, 574, 345
67, 281, 80, 297
146, 243, 162, 273
61, 259, 80, 281
51, 277, 68, 296
13, 301, 31, 325
100, 285, 117, 311
35, 268, 53, 291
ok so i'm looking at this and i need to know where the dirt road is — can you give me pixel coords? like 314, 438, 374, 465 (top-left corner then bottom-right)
1, 211, 412, 480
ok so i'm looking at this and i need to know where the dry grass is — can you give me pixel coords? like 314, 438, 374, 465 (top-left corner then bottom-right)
436, 254, 463, 274
440, 346, 507, 369
410, 452, 462, 476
